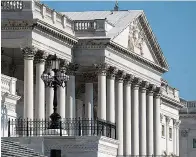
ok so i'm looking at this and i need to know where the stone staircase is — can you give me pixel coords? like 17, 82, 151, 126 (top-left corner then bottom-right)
1, 139, 47, 157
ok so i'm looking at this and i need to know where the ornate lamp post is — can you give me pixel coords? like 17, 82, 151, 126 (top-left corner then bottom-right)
41, 54, 69, 129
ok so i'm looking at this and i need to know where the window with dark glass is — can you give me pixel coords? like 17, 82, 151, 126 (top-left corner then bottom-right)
169, 128, 172, 139
162, 125, 165, 137
193, 139, 196, 148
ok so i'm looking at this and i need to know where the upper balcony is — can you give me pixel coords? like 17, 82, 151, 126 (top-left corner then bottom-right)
1, 74, 17, 95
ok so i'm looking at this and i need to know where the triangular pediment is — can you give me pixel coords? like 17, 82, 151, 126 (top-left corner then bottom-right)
112, 13, 169, 71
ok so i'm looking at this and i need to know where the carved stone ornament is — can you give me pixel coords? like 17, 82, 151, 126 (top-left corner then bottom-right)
181, 129, 189, 137
124, 74, 134, 85
140, 81, 149, 92
21, 46, 37, 60
116, 70, 126, 82
67, 63, 79, 75
166, 116, 171, 124
107, 66, 118, 79
59, 59, 69, 72
132, 77, 142, 89
94, 63, 109, 76
154, 87, 162, 98
160, 113, 164, 123
147, 84, 156, 95
34, 50, 48, 63
82, 73, 96, 83
128, 20, 145, 55
1, 20, 35, 28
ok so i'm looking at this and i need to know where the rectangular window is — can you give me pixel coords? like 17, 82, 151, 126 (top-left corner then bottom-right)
193, 139, 196, 148
169, 128, 172, 139
162, 125, 165, 137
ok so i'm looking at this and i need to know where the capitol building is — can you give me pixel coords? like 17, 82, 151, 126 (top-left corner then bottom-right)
1, 1, 185, 157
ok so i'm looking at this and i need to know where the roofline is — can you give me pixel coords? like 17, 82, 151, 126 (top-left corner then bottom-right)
138, 12, 169, 70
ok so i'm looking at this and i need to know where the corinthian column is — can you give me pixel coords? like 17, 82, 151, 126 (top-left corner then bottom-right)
22, 47, 36, 120
166, 116, 171, 154
131, 77, 142, 156
35, 50, 47, 120
115, 70, 125, 156
176, 120, 181, 156
66, 63, 78, 119
173, 119, 177, 155
123, 74, 134, 156
107, 66, 117, 123
139, 81, 149, 156
57, 59, 69, 119
95, 63, 108, 120
146, 84, 156, 156
45, 61, 54, 119
154, 87, 161, 156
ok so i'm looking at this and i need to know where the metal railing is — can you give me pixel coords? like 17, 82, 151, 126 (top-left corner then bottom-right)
8, 118, 116, 139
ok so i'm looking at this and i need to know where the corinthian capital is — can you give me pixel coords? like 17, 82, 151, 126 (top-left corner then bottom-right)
22, 46, 37, 60
107, 66, 117, 79
34, 50, 48, 64
82, 72, 96, 83
154, 87, 162, 98
59, 59, 69, 72
124, 74, 134, 85
116, 70, 126, 82
67, 63, 79, 75
94, 63, 109, 76
166, 116, 171, 125
132, 77, 142, 89
147, 84, 156, 95
140, 81, 149, 92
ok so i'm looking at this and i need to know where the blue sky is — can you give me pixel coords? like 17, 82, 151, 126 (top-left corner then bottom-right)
43, 1, 196, 100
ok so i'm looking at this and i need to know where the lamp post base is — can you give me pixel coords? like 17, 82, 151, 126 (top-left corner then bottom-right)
49, 112, 61, 129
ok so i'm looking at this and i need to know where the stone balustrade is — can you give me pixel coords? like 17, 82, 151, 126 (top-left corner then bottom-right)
161, 83, 179, 100
1, 74, 17, 95
74, 19, 106, 32
1, 0, 23, 11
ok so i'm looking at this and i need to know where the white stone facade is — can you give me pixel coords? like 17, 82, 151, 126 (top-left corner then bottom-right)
179, 100, 196, 157
1, 1, 184, 156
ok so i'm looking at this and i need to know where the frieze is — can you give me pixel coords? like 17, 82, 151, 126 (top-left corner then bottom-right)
1, 20, 35, 29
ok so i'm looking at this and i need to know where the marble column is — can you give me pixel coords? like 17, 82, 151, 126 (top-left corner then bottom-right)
96, 63, 107, 120
22, 47, 36, 119
45, 66, 54, 119
35, 50, 47, 120
66, 63, 78, 119
146, 84, 155, 156
154, 88, 161, 156
131, 78, 142, 156
166, 116, 171, 155
176, 120, 181, 156
115, 70, 125, 156
85, 81, 93, 119
106, 66, 117, 123
123, 74, 133, 156
139, 81, 148, 156
173, 119, 177, 155
57, 86, 66, 119
57, 59, 69, 119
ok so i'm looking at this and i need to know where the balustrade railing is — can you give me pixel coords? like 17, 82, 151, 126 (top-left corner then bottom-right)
1, 0, 23, 11
8, 118, 116, 139
1, 74, 17, 95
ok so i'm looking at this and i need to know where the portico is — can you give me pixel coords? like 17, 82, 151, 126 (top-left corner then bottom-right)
1, 1, 184, 157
